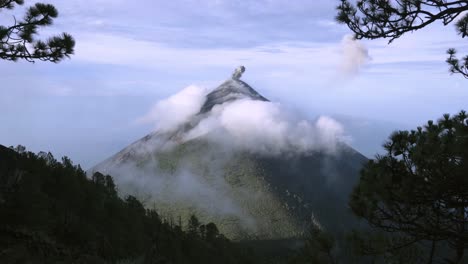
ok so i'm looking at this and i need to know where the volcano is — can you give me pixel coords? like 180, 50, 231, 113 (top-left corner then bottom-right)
90, 67, 367, 240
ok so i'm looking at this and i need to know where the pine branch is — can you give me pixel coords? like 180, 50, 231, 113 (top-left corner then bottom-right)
0, 0, 23, 9
0, 2, 75, 63
336, 0, 468, 79
447, 49, 468, 79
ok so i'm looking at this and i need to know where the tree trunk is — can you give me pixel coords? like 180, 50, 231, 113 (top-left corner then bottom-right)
453, 206, 465, 264
427, 240, 435, 264
453, 244, 464, 264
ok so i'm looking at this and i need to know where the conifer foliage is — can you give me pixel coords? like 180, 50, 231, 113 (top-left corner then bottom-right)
349, 111, 468, 263
0, 0, 75, 62
0, 145, 256, 263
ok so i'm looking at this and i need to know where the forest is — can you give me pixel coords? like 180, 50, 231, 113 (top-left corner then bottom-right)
0, 144, 260, 263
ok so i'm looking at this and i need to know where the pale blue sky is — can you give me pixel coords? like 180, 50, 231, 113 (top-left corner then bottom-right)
1, 0, 467, 168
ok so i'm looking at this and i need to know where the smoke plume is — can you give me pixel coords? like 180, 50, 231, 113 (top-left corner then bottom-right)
339, 34, 371, 75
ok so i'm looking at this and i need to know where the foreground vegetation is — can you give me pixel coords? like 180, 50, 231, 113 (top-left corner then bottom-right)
0, 144, 258, 263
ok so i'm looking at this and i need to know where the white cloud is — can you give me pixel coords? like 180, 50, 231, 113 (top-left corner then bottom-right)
137, 85, 207, 132
74, 33, 338, 70
315, 116, 346, 153
139, 87, 348, 155
73, 31, 461, 82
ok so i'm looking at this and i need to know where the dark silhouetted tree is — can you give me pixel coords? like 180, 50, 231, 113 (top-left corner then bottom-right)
336, 0, 468, 78
290, 223, 338, 264
0, 0, 75, 62
205, 222, 220, 243
104, 174, 117, 197
187, 214, 201, 237
349, 111, 468, 263
92, 171, 105, 186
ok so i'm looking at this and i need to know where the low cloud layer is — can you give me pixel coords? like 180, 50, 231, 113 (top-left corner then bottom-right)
137, 85, 208, 132
184, 99, 345, 155
139, 84, 347, 155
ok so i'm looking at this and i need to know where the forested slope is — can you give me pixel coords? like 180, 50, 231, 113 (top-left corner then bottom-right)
0, 145, 257, 263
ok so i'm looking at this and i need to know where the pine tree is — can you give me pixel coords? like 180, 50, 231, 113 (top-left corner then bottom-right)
349, 111, 468, 263
187, 214, 201, 237
205, 222, 219, 243
0, 0, 75, 62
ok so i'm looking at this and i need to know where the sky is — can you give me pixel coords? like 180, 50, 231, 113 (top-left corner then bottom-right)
1, 0, 467, 169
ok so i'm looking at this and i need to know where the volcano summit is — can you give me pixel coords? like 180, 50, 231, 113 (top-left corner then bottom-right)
91, 67, 367, 240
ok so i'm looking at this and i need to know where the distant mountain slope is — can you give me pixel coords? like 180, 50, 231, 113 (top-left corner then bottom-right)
91, 67, 368, 240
